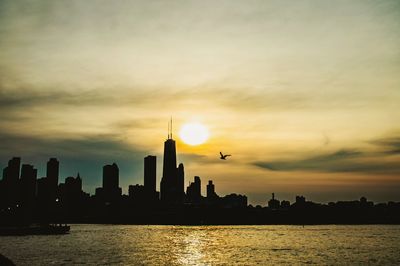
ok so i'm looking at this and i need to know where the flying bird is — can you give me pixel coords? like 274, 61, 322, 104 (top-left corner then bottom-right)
220, 152, 231, 160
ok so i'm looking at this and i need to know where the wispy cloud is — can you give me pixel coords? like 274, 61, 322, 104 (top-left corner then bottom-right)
253, 147, 400, 175
370, 136, 400, 155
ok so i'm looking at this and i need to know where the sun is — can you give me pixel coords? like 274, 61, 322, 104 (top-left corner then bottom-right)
179, 122, 209, 145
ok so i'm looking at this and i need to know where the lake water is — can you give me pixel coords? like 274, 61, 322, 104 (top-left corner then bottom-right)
1, 225, 400, 265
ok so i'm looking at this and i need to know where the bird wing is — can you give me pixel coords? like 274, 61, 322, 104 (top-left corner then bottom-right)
226, 154, 231, 157
220, 152, 223, 156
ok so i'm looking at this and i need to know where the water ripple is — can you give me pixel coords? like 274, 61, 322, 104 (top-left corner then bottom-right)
1, 225, 400, 265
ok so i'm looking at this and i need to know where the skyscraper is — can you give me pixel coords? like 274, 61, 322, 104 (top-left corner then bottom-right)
162, 138, 177, 183
177, 163, 184, 198
47, 158, 59, 188
2, 157, 21, 206
103, 163, 119, 190
186, 176, 201, 204
19, 164, 37, 206
4, 157, 21, 181
144, 155, 156, 194
46, 158, 59, 201
160, 120, 184, 204
58, 173, 85, 209
207, 180, 217, 199
96, 163, 121, 202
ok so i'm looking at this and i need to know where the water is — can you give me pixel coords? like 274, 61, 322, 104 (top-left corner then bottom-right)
1, 225, 400, 265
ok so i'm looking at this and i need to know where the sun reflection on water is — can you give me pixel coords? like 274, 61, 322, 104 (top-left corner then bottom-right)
175, 229, 205, 265
1, 225, 400, 265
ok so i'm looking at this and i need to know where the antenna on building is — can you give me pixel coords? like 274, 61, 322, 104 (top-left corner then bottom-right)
170, 117, 173, 139
167, 120, 170, 139
167, 117, 173, 139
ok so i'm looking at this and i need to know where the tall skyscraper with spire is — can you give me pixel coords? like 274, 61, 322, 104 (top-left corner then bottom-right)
160, 119, 185, 204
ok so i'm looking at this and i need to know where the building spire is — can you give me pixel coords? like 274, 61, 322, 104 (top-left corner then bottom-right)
167, 117, 173, 139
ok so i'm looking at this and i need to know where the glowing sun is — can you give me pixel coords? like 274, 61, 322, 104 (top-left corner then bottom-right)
179, 122, 209, 145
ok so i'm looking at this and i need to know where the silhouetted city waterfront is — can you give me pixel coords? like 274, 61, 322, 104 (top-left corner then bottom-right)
1, 1, 400, 265
1, 131, 399, 226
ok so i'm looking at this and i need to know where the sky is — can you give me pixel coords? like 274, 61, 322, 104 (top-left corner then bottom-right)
0, 0, 399, 205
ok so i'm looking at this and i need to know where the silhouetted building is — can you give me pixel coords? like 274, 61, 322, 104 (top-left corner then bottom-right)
160, 124, 185, 204
360, 196, 367, 205
3, 157, 21, 181
0, 180, 4, 209
177, 163, 184, 199
207, 180, 218, 199
36, 158, 61, 206
103, 163, 119, 189
205, 180, 219, 205
222, 193, 247, 208
126, 156, 160, 205
268, 193, 280, 210
19, 164, 37, 207
160, 137, 176, 201
47, 157, 59, 187
143, 155, 159, 202
46, 158, 59, 201
59, 173, 83, 203
37, 175, 57, 220
2, 157, 21, 207
281, 200, 291, 209
37, 177, 51, 204
129, 184, 146, 202
186, 176, 202, 204
295, 195, 306, 206
58, 173, 89, 218
144, 156, 156, 193
96, 163, 122, 203
66, 174, 82, 192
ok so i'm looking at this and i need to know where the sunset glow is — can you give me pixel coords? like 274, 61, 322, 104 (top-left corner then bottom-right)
179, 122, 209, 146
0, 1, 399, 205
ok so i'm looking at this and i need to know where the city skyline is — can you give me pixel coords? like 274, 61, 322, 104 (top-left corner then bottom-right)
1, 136, 399, 226
0, 131, 251, 218
0, 130, 247, 205
0, 1, 399, 205
0, 126, 398, 206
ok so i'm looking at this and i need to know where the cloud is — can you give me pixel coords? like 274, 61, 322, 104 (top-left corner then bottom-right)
0, 84, 387, 118
253, 148, 400, 174
0, 89, 105, 108
370, 136, 400, 155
